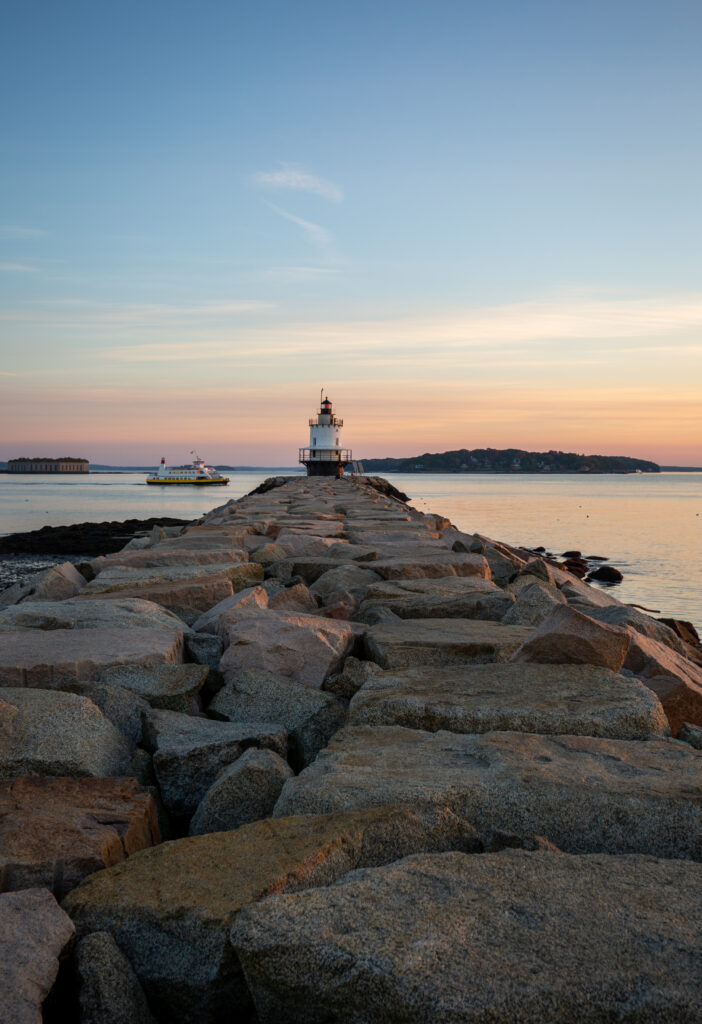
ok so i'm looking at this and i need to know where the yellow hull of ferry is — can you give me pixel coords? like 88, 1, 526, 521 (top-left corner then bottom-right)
145, 478, 229, 485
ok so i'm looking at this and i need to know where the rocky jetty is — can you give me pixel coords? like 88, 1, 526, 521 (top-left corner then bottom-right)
1, 475, 701, 1022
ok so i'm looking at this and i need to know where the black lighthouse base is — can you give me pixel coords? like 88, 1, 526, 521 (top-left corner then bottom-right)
298, 448, 352, 479
304, 459, 346, 478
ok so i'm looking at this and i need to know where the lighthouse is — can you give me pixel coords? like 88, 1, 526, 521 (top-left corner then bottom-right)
299, 393, 352, 477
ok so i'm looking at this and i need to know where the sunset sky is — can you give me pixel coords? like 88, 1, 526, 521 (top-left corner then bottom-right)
1, 0, 701, 465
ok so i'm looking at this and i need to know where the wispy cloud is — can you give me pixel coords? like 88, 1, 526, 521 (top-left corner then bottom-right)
91, 292, 702, 364
0, 226, 46, 239
265, 202, 332, 248
0, 262, 38, 273
256, 266, 339, 281
0, 298, 270, 330
254, 164, 343, 202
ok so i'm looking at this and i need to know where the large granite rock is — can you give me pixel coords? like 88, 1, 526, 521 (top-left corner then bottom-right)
189, 748, 293, 835
142, 708, 287, 819
585, 604, 686, 654
0, 596, 189, 634
23, 561, 87, 602
310, 565, 382, 603
209, 670, 346, 768
56, 679, 150, 745
232, 849, 702, 1024
0, 888, 75, 1024
623, 629, 702, 735
0, 777, 159, 898
190, 585, 269, 634
368, 551, 490, 581
365, 618, 533, 668
220, 610, 355, 689
75, 931, 156, 1024
510, 604, 631, 672
501, 580, 566, 627
358, 576, 513, 621
0, 627, 183, 688
559, 577, 624, 610
268, 582, 318, 613
184, 631, 224, 675
85, 562, 261, 593
84, 564, 263, 625
63, 805, 478, 1024
102, 546, 248, 569
274, 725, 702, 858
0, 688, 132, 778
97, 663, 208, 713
348, 663, 668, 739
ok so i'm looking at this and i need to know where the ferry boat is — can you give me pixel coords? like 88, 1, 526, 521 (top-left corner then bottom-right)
146, 454, 230, 486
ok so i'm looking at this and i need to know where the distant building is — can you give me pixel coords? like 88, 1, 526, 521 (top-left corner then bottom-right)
8, 457, 89, 474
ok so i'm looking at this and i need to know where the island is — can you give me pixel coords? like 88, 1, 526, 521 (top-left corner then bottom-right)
360, 448, 660, 474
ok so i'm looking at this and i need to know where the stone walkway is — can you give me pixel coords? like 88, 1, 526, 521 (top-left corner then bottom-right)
1, 474, 701, 1022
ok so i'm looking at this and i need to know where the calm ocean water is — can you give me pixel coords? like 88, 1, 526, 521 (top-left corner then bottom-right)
0, 470, 700, 627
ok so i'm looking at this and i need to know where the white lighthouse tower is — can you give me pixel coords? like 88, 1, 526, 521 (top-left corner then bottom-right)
299, 392, 352, 477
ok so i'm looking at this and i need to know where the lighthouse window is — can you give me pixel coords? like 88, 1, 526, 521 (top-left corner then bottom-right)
312, 438, 316, 446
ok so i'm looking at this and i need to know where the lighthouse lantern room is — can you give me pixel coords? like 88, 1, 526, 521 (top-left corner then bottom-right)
299, 393, 352, 477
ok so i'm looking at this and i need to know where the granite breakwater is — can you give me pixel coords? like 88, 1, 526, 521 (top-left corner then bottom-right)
1, 475, 701, 1023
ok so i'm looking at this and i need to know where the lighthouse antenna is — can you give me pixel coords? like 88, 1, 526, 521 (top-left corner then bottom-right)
320, 387, 324, 405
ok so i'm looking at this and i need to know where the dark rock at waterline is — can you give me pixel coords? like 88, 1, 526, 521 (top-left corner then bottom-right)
562, 560, 588, 579
0, 518, 191, 557
587, 565, 624, 583
361, 476, 410, 503
562, 550, 582, 558
586, 555, 608, 561
659, 619, 700, 647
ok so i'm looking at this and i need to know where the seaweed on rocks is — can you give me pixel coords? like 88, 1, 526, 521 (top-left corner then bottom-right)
0, 517, 191, 557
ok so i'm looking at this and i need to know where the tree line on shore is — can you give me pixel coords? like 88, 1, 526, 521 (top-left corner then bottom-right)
361, 448, 660, 474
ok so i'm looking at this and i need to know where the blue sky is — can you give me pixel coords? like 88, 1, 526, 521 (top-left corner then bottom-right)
1, 0, 701, 463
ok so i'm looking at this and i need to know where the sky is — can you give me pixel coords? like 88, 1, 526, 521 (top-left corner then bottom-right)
1, 0, 701, 466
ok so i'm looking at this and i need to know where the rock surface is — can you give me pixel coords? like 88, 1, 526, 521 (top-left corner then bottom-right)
0, 887, 75, 1024
23, 561, 88, 602
274, 725, 702, 858
502, 579, 566, 626
220, 609, 355, 689
348, 663, 669, 739
84, 564, 263, 625
268, 582, 318, 612
189, 747, 293, 835
232, 849, 702, 1024
75, 931, 156, 1024
586, 604, 686, 653
64, 805, 478, 1024
56, 678, 150, 745
0, 627, 183, 688
0, 596, 189, 634
358, 575, 513, 621
97, 663, 208, 712
209, 669, 346, 768
365, 618, 533, 668
309, 565, 381, 603
510, 604, 631, 672
191, 585, 269, 634
0, 688, 132, 778
0, 777, 159, 897
368, 551, 490, 580
624, 629, 702, 735
143, 708, 287, 818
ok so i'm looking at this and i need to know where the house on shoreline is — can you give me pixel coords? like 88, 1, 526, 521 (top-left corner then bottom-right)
7, 457, 89, 474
